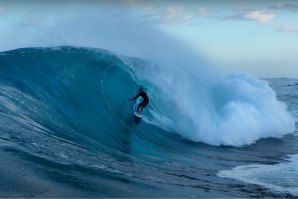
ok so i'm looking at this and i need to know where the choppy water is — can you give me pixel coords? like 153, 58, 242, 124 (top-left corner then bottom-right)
0, 47, 297, 197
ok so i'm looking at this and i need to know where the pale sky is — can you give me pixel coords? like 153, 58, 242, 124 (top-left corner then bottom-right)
0, 0, 298, 78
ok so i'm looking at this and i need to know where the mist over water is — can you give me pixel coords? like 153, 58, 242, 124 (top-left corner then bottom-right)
127, 59, 295, 146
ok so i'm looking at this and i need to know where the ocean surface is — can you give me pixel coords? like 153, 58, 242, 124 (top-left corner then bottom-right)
0, 47, 297, 198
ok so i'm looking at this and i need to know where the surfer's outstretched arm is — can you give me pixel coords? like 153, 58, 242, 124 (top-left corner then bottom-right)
129, 93, 140, 101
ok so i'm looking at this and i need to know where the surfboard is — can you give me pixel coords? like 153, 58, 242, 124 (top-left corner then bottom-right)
134, 111, 142, 118
134, 112, 142, 123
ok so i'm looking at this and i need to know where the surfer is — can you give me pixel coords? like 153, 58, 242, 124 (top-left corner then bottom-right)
129, 88, 149, 114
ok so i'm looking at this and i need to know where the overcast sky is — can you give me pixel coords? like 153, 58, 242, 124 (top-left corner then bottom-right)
0, 0, 297, 78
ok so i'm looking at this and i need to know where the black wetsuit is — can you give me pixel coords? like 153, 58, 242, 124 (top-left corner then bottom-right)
130, 91, 149, 109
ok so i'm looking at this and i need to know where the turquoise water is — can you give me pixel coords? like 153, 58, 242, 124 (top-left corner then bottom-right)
0, 47, 297, 197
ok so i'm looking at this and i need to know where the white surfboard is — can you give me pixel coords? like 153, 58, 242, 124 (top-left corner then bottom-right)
134, 111, 142, 118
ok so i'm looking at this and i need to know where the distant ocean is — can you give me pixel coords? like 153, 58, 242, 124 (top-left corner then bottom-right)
0, 47, 297, 197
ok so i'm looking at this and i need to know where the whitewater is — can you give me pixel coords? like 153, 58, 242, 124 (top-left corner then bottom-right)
0, 46, 297, 197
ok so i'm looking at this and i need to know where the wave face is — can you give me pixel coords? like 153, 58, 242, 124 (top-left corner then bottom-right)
0, 47, 141, 152
0, 47, 294, 149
